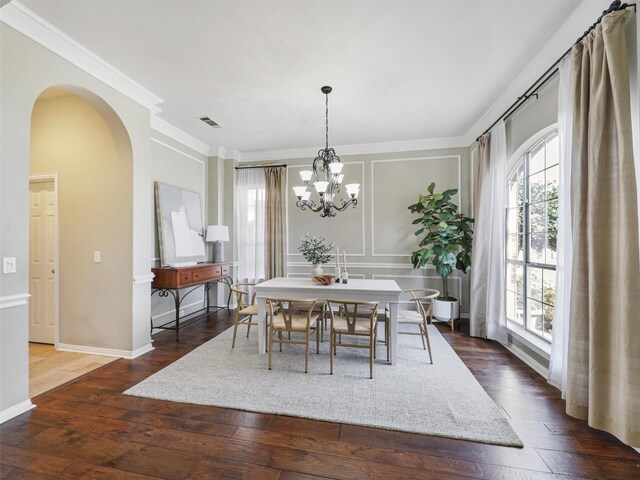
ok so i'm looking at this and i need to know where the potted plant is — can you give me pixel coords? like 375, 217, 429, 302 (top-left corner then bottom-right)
408, 182, 474, 322
298, 234, 334, 279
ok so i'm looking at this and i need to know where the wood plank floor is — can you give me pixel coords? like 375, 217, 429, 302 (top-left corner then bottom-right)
29, 343, 117, 398
2, 311, 638, 479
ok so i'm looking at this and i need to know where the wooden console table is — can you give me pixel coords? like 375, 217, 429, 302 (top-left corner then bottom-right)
151, 262, 232, 340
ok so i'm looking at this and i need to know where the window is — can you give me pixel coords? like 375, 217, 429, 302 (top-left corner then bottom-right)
506, 131, 559, 342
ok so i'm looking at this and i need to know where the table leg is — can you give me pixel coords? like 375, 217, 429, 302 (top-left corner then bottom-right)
389, 302, 398, 365
175, 289, 181, 341
257, 296, 267, 354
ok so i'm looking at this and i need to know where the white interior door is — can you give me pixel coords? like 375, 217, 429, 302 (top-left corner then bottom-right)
29, 178, 58, 344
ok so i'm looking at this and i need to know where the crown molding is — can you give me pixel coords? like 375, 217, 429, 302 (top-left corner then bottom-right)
0, 1, 163, 113
465, 0, 614, 139
239, 135, 470, 163
150, 116, 212, 157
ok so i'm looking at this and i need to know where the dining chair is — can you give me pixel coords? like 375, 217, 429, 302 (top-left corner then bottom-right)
267, 298, 320, 373
392, 288, 439, 363
327, 300, 379, 379
230, 283, 258, 348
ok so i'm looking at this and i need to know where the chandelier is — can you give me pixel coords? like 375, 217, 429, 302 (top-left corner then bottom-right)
293, 86, 359, 218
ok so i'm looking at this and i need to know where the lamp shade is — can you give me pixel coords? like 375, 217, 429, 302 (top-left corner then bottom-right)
206, 225, 229, 242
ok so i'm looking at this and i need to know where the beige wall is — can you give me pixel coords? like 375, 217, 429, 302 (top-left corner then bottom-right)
30, 92, 133, 349
149, 131, 210, 326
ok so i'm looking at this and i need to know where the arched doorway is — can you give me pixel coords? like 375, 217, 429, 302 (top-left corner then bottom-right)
28, 86, 135, 395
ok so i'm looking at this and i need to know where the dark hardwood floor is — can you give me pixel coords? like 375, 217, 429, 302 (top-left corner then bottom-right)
1, 311, 638, 479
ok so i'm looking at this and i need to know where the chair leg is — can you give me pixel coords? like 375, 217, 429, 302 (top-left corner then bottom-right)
316, 324, 320, 354
304, 329, 310, 374
424, 320, 433, 364
246, 320, 251, 337
268, 324, 273, 370
279, 331, 282, 352
369, 333, 374, 379
419, 324, 427, 350
330, 330, 334, 375
231, 313, 240, 348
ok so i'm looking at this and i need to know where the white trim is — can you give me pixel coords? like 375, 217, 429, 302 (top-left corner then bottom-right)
371, 155, 462, 257
133, 273, 155, 285
150, 137, 205, 165
287, 261, 431, 270
371, 273, 462, 296
0, 293, 30, 310
504, 341, 549, 380
0, 1, 163, 113
240, 136, 469, 162
0, 399, 35, 424
287, 272, 366, 279
150, 118, 211, 157
56, 342, 154, 360
287, 161, 366, 257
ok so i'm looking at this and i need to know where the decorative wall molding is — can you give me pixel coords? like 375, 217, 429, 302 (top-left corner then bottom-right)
286, 161, 366, 257
240, 135, 470, 163
0, 293, 31, 310
0, 399, 35, 424
0, 1, 163, 113
287, 261, 432, 270
133, 273, 155, 285
150, 119, 210, 157
57, 342, 154, 360
370, 155, 462, 257
151, 299, 203, 322
287, 272, 366, 279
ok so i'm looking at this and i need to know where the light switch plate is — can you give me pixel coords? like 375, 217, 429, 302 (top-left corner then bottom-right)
3, 257, 16, 273
94, 251, 101, 263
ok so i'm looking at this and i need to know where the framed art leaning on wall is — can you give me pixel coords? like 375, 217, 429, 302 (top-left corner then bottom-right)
154, 182, 206, 266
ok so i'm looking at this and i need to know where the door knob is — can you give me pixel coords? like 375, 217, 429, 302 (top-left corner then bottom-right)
51, 269, 55, 274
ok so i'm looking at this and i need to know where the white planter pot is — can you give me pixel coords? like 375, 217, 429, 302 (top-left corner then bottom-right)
433, 298, 459, 321
310, 264, 323, 279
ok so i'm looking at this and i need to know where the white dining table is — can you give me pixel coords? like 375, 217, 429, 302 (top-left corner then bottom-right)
254, 277, 403, 364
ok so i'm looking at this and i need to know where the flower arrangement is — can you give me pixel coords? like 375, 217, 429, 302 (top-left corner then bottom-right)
298, 234, 334, 265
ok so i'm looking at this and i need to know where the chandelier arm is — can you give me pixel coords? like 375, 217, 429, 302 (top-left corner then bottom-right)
333, 198, 358, 211
297, 199, 324, 213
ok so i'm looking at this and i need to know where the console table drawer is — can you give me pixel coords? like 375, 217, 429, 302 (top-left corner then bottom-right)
180, 271, 192, 284
192, 265, 221, 282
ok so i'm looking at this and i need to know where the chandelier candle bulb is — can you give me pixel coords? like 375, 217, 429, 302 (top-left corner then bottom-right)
301, 191, 311, 201
300, 170, 313, 182
329, 162, 344, 175
337, 174, 344, 184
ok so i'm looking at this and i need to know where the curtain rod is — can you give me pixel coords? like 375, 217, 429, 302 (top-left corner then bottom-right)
235, 164, 287, 170
476, 0, 636, 142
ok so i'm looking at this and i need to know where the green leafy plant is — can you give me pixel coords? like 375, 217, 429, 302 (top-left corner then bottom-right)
408, 182, 474, 300
298, 234, 334, 265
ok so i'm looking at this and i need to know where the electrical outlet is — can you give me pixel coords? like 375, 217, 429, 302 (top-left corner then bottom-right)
3, 257, 16, 274
94, 251, 102, 263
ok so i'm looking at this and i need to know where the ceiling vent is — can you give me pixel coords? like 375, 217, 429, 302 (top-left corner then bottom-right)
200, 116, 221, 128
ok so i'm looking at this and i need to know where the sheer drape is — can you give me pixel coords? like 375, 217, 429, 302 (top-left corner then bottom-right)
548, 55, 574, 394
235, 168, 266, 283
567, 10, 640, 446
470, 121, 508, 342
265, 166, 286, 279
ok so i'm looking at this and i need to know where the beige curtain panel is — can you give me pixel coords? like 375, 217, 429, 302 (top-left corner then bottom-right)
265, 166, 286, 279
567, 9, 640, 446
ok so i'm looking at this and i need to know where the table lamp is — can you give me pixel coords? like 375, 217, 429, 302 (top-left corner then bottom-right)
206, 225, 229, 263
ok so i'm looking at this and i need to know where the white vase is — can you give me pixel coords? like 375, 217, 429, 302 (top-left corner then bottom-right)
310, 264, 323, 279
433, 298, 460, 322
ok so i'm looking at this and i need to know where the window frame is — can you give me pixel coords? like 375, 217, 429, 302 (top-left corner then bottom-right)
505, 125, 559, 351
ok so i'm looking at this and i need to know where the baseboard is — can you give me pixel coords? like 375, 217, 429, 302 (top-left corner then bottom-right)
0, 399, 35, 424
504, 342, 549, 379
57, 342, 154, 360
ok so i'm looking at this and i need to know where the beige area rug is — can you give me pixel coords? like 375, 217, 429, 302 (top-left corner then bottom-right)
125, 325, 522, 447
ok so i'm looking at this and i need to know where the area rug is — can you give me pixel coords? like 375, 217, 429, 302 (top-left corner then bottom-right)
125, 324, 523, 447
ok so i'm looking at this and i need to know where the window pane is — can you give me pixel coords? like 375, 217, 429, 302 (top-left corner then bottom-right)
529, 232, 545, 263
506, 290, 517, 322
545, 230, 557, 265
507, 233, 523, 260
527, 267, 543, 303
543, 270, 556, 306
507, 207, 523, 234
545, 133, 559, 168
529, 201, 546, 233
546, 165, 559, 199
527, 300, 545, 335
530, 143, 545, 175
529, 171, 545, 204
507, 263, 523, 293
543, 308, 554, 340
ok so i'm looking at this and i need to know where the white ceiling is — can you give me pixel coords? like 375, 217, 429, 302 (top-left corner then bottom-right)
19, 0, 581, 155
